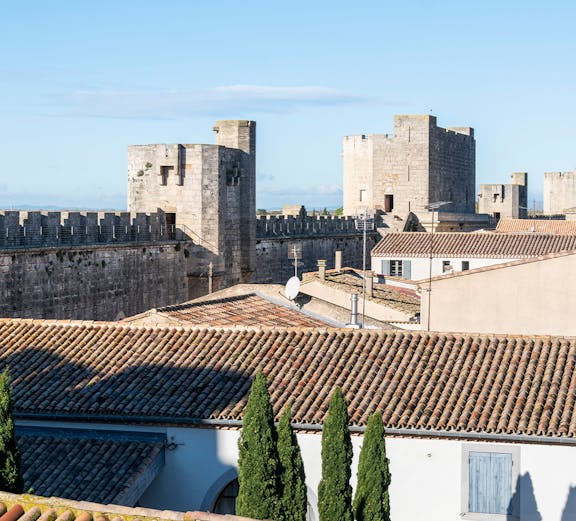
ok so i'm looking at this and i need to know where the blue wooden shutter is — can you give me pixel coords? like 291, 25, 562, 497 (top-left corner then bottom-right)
490, 453, 513, 514
469, 452, 512, 515
402, 260, 412, 279
381, 259, 390, 276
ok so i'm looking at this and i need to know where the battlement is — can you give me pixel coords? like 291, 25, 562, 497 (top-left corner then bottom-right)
0, 210, 182, 249
256, 214, 383, 238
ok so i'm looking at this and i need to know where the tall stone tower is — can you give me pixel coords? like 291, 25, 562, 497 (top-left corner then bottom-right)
342, 115, 475, 216
127, 120, 256, 290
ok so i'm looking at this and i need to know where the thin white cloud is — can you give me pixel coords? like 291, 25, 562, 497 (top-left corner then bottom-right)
67, 85, 367, 119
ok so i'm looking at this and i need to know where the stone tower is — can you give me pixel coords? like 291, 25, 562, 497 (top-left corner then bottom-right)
127, 120, 256, 289
478, 172, 528, 219
342, 115, 475, 216
544, 170, 576, 215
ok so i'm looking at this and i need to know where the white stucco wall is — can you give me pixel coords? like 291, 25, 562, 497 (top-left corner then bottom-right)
18, 419, 576, 521
372, 255, 517, 280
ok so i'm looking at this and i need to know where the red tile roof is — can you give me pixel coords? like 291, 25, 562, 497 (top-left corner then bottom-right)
3, 319, 576, 439
371, 231, 576, 258
18, 428, 164, 506
0, 491, 255, 521
302, 268, 420, 314
496, 218, 576, 234
124, 294, 330, 328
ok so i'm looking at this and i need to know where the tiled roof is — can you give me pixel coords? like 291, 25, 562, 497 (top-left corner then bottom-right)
17, 427, 164, 506
371, 231, 576, 258
496, 218, 576, 235
3, 320, 576, 439
0, 491, 254, 521
123, 293, 330, 327
302, 268, 420, 315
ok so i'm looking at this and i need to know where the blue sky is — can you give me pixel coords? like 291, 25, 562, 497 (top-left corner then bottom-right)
1, 1, 575, 210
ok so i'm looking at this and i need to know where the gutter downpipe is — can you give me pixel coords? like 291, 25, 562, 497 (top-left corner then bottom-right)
15, 412, 576, 447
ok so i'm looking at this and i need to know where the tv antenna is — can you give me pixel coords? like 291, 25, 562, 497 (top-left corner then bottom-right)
287, 241, 303, 278
355, 208, 375, 328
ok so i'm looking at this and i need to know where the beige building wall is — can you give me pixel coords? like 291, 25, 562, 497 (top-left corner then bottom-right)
421, 252, 576, 335
343, 115, 475, 216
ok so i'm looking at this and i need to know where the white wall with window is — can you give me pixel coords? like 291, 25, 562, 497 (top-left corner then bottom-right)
372, 256, 517, 280
17, 419, 576, 521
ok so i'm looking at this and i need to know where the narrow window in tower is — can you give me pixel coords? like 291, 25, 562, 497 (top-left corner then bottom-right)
359, 189, 367, 202
384, 194, 394, 212
160, 166, 173, 186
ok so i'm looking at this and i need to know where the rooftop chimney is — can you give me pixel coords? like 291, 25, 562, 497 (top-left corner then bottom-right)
335, 251, 342, 271
318, 259, 327, 280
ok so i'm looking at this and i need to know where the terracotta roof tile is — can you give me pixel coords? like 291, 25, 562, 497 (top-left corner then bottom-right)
3, 320, 576, 439
371, 231, 576, 258
0, 491, 257, 521
17, 428, 164, 506
124, 294, 330, 328
302, 268, 420, 314
496, 218, 576, 234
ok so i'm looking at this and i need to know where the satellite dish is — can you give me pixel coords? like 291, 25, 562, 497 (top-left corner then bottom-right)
284, 276, 301, 301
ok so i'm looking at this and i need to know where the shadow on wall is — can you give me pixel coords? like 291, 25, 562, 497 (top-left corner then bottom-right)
561, 485, 576, 521
0, 346, 253, 511
509, 472, 541, 521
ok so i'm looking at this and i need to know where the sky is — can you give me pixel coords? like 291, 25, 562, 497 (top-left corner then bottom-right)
1, 1, 575, 211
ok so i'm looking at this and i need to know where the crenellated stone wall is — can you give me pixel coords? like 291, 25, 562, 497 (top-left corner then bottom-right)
0, 210, 175, 248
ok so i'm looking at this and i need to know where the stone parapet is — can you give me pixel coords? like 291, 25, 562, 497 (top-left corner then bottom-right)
256, 215, 383, 238
0, 210, 180, 249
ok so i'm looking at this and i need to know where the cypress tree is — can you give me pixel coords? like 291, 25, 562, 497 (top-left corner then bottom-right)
353, 412, 391, 521
318, 388, 353, 521
0, 369, 23, 493
237, 372, 280, 519
277, 406, 307, 521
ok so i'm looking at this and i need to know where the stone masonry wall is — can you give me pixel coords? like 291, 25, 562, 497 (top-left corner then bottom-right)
343, 115, 475, 216
0, 242, 197, 320
0, 210, 174, 248
544, 170, 576, 215
253, 233, 379, 284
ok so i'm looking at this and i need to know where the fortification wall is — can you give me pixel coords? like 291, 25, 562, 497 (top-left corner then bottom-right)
0, 210, 176, 248
0, 242, 197, 320
254, 233, 379, 284
256, 214, 368, 237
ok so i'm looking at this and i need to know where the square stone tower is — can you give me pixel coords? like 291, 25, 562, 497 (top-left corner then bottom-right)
544, 170, 576, 215
127, 120, 256, 286
478, 172, 528, 219
342, 115, 475, 216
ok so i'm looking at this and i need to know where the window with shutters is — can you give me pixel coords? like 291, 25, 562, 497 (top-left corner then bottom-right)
462, 444, 519, 520
381, 259, 411, 279
389, 260, 403, 277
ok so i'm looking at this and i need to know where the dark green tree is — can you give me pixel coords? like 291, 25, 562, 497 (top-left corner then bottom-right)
353, 412, 391, 521
318, 388, 353, 521
237, 372, 280, 519
277, 406, 307, 521
0, 369, 23, 493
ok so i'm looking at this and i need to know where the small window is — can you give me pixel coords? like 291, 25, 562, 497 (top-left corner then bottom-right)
160, 166, 173, 186
389, 260, 403, 277
442, 260, 452, 273
359, 189, 367, 202
462, 444, 519, 520
384, 194, 394, 213
462, 261, 470, 271
213, 478, 239, 515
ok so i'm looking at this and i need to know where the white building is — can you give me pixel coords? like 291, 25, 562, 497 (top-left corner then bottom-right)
371, 231, 576, 280
4, 319, 576, 520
